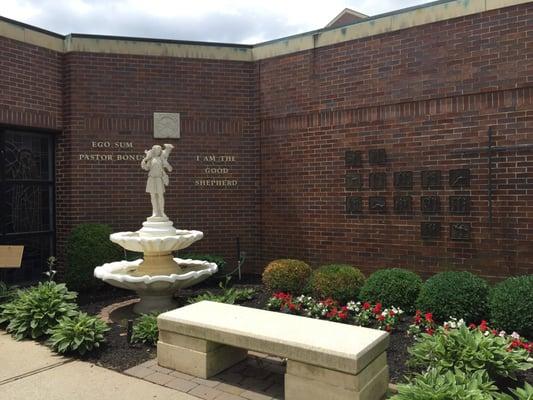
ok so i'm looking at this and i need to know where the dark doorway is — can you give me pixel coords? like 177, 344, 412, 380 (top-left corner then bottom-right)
0, 128, 55, 283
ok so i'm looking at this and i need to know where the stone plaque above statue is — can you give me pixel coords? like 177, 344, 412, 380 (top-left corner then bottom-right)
154, 112, 180, 139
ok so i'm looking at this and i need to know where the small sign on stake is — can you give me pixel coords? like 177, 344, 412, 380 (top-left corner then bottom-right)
0, 246, 24, 268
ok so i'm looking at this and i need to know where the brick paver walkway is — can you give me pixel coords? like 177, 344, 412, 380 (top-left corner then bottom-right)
125, 352, 285, 400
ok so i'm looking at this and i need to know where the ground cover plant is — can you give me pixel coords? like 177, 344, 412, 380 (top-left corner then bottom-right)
188, 276, 255, 305
308, 264, 365, 304
131, 313, 159, 346
390, 368, 508, 400
360, 268, 422, 313
266, 293, 404, 332
47, 312, 109, 355
262, 259, 312, 294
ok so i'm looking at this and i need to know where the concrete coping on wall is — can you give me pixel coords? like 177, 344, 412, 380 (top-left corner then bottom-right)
0, 0, 530, 61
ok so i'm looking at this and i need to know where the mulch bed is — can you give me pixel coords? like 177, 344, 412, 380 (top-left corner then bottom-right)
77, 278, 532, 388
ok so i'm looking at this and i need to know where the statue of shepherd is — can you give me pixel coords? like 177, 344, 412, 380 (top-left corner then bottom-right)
141, 144, 174, 219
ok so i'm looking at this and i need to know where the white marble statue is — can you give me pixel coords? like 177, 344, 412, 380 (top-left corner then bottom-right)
141, 144, 174, 219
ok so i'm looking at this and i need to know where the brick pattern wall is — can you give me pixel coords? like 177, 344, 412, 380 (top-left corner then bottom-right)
0, 36, 62, 129
57, 53, 260, 272
259, 4, 533, 279
1, 3, 532, 279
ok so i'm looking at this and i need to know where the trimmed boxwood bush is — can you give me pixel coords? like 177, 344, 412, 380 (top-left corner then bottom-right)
489, 275, 533, 337
416, 271, 489, 323
262, 259, 312, 294
65, 224, 123, 292
359, 268, 422, 313
308, 264, 365, 303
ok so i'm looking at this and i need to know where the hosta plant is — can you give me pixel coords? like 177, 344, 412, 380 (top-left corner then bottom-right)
131, 313, 159, 346
510, 382, 533, 400
390, 368, 509, 400
188, 277, 255, 305
408, 325, 533, 380
47, 312, 109, 355
0, 282, 78, 340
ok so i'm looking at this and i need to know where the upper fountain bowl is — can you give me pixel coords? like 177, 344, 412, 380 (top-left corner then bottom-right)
110, 229, 203, 253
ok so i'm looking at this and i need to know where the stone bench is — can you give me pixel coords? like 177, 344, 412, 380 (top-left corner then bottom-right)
157, 301, 389, 400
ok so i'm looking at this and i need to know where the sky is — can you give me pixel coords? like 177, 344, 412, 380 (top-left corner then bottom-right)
1, 0, 432, 44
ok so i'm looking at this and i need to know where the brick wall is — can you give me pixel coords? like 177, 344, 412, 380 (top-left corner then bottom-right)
57, 52, 260, 272
1, 2, 532, 280
0, 36, 62, 129
259, 3, 533, 279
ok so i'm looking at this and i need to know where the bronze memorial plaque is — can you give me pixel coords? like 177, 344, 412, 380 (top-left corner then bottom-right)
450, 223, 471, 240
394, 171, 413, 190
345, 150, 362, 167
449, 196, 471, 215
369, 197, 386, 213
368, 149, 387, 165
345, 173, 363, 190
369, 172, 387, 190
421, 170, 442, 189
394, 195, 413, 214
421, 196, 440, 214
449, 168, 470, 188
421, 222, 441, 240
346, 196, 363, 214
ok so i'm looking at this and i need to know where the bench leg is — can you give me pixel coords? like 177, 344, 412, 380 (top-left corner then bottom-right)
157, 331, 247, 379
285, 352, 388, 400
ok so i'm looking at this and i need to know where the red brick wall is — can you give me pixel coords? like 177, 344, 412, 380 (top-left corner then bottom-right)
0, 36, 62, 129
58, 52, 260, 272
1, 2, 532, 280
259, 3, 533, 279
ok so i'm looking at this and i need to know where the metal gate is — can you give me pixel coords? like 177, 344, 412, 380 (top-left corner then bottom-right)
0, 128, 55, 283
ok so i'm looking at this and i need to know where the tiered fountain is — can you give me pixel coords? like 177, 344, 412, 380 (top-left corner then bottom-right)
94, 144, 217, 313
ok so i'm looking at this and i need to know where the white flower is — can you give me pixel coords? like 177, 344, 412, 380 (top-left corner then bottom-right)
499, 331, 506, 337
511, 332, 521, 340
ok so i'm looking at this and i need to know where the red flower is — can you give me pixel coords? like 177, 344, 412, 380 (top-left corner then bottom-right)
372, 303, 382, 315
479, 320, 488, 332
469, 323, 477, 329
424, 313, 433, 323
426, 328, 434, 335
389, 310, 396, 317
362, 302, 371, 310
377, 314, 385, 321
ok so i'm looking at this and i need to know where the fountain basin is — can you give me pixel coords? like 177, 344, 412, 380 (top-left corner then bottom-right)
94, 257, 217, 313
110, 230, 203, 253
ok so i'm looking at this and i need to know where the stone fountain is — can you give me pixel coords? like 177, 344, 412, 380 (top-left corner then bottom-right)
94, 144, 217, 314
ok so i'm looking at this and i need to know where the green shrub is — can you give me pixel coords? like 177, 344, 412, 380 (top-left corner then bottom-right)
262, 259, 312, 294
0, 282, 78, 340
179, 253, 227, 272
65, 224, 123, 292
391, 368, 508, 400
510, 382, 533, 400
131, 313, 159, 346
308, 264, 365, 303
0, 282, 18, 304
188, 277, 255, 305
408, 325, 533, 380
416, 271, 489, 323
359, 268, 422, 313
47, 312, 109, 355
489, 275, 533, 338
